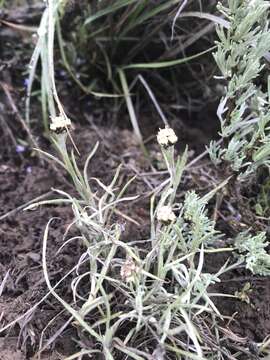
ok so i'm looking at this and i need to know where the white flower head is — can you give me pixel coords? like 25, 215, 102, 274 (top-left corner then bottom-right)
50, 115, 71, 133
120, 256, 139, 283
157, 127, 178, 147
148, 316, 157, 324
157, 205, 176, 224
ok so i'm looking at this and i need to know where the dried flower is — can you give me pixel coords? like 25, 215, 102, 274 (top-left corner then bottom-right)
157, 205, 176, 224
50, 115, 71, 133
157, 127, 178, 147
120, 256, 139, 283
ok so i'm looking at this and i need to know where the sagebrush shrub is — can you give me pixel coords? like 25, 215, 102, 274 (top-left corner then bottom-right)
209, 0, 270, 179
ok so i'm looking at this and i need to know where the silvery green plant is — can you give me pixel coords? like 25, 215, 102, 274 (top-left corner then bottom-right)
209, 0, 270, 179
22, 126, 239, 359
208, 0, 270, 277
235, 231, 270, 275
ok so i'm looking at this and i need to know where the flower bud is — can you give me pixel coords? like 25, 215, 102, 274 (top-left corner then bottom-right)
120, 257, 139, 283
157, 205, 176, 224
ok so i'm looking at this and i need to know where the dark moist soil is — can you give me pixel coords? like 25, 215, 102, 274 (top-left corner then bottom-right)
1, 124, 270, 359
0, 125, 154, 359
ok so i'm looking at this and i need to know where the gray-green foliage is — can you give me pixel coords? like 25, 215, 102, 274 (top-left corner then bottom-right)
209, 0, 270, 179
209, 0, 270, 277
235, 231, 270, 275
175, 191, 220, 252
27, 128, 237, 359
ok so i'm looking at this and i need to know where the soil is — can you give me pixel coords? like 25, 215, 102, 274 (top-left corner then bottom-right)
1, 2, 270, 360
0, 125, 153, 359
1, 125, 270, 360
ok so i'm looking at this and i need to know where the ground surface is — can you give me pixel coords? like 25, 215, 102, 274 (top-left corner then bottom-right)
1, 2, 270, 360
1, 125, 270, 359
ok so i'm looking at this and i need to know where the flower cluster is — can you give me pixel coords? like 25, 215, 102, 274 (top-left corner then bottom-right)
157, 127, 178, 147
157, 205, 176, 225
50, 115, 71, 133
120, 256, 139, 283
